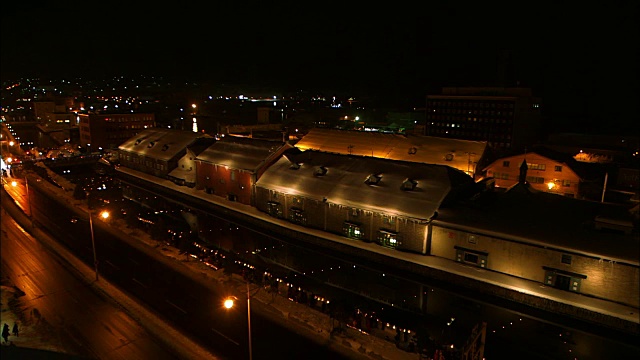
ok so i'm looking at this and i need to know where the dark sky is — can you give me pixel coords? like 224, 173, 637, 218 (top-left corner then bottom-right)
2, 2, 638, 132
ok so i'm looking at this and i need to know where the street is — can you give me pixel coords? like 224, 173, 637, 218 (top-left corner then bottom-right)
1, 206, 181, 359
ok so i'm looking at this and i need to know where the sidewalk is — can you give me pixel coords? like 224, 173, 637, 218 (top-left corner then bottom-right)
1, 284, 83, 359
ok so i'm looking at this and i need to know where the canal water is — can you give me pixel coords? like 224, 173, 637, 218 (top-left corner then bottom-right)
46, 162, 640, 360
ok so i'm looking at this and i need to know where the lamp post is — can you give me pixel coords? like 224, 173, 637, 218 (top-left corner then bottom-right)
88, 209, 109, 281
224, 281, 254, 360
25, 175, 33, 227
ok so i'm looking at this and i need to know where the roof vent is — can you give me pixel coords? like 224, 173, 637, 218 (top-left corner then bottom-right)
314, 166, 328, 177
161, 144, 170, 151
147, 141, 156, 148
402, 178, 418, 191
445, 153, 454, 161
135, 139, 143, 145
289, 163, 301, 170
365, 173, 382, 185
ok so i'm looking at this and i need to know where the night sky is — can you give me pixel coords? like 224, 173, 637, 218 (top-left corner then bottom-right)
1, 2, 638, 133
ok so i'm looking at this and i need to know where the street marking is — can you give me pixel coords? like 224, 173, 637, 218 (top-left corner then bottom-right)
166, 299, 187, 314
132, 278, 148, 289
211, 327, 239, 346
105, 260, 119, 270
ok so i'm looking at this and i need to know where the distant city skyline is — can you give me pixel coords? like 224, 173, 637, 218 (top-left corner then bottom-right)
2, 3, 638, 134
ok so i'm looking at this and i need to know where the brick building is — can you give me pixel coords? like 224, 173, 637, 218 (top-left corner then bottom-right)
195, 136, 292, 206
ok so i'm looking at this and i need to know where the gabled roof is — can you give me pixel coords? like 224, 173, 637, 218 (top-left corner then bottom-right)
294, 128, 487, 174
118, 128, 211, 161
483, 151, 582, 180
256, 150, 474, 220
196, 135, 290, 172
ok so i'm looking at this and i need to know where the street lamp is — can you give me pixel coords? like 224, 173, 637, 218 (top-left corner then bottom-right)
88, 209, 109, 281
224, 281, 254, 360
25, 175, 33, 227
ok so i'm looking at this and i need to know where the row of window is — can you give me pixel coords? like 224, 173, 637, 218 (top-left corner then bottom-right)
456, 246, 584, 293
428, 101, 515, 109
344, 222, 399, 248
429, 120, 513, 128
502, 161, 563, 172
429, 109, 514, 117
102, 116, 154, 122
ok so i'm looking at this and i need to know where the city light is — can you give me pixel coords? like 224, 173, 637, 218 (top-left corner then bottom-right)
224, 298, 234, 309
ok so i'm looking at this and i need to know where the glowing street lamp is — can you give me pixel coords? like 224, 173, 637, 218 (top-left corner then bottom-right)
224, 282, 253, 360
84, 205, 110, 282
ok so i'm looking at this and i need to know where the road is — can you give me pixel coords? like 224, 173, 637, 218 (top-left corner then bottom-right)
0, 205, 180, 359
4, 175, 358, 360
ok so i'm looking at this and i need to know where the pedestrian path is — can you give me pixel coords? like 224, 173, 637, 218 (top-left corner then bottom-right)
0, 283, 85, 359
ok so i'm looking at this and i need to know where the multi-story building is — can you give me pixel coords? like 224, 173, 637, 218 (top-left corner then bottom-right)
78, 113, 156, 150
425, 87, 542, 153
33, 97, 79, 125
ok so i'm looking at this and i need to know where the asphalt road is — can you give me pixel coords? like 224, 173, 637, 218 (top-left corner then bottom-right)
0, 206, 180, 359
13, 176, 356, 360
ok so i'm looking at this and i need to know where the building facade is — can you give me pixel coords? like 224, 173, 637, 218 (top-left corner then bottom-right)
294, 128, 488, 179
254, 151, 475, 253
425, 87, 542, 152
79, 113, 156, 150
195, 136, 292, 206
483, 151, 581, 197
118, 128, 213, 179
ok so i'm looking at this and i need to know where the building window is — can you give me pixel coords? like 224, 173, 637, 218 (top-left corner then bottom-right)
402, 179, 418, 191
563, 180, 571, 187
455, 246, 488, 268
503, 161, 510, 167
528, 163, 546, 171
526, 176, 545, 184
464, 253, 479, 263
561, 254, 572, 265
543, 267, 586, 292
292, 197, 303, 207
382, 215, 395, 225
377, 230, 399, 249
289, 208, 306, 225
230, 171, 236, 182
554, 165, 563, 172
267, 201, 282, 218
343, 222, 362, 239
